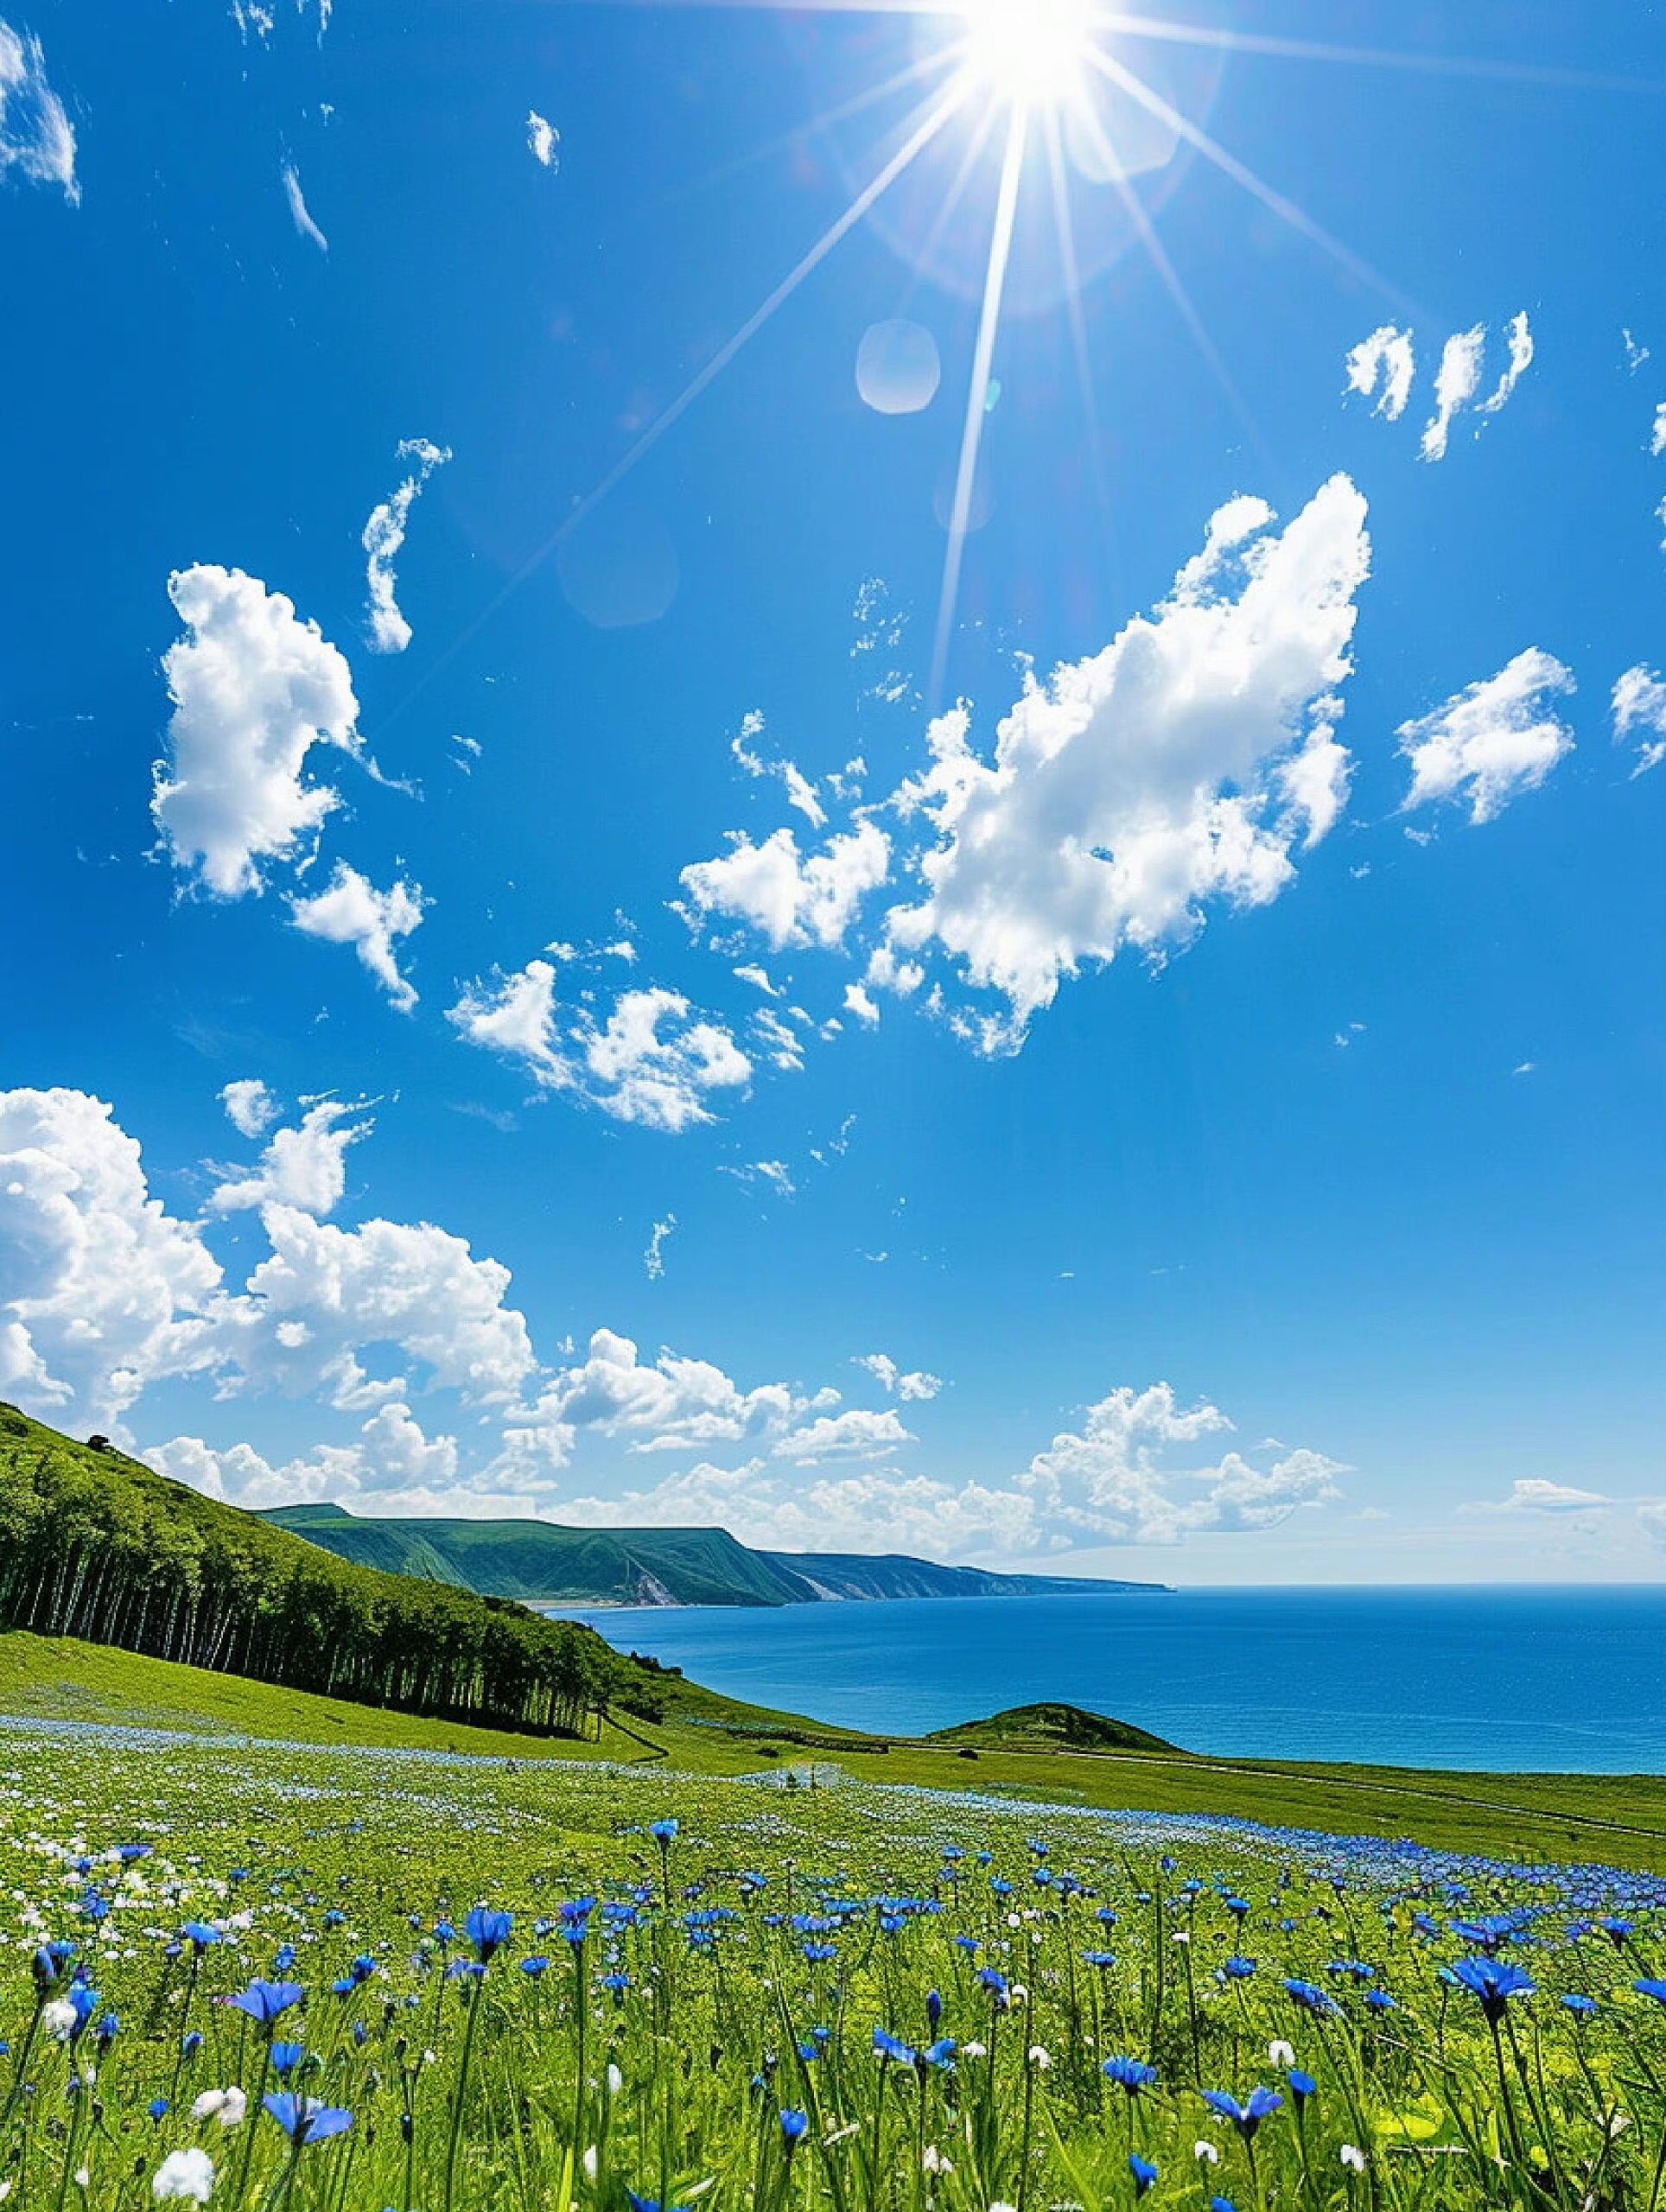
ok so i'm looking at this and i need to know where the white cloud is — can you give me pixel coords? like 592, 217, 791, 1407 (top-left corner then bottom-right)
448, 961, 752, 1132
1625, 329, 1651, 374
534, 1328, 796, 1455
724, 1159, 796, 1200
219, 1078, 280, 1141
1021, 1381, 1344, 1543
1652, 404, 1666, 459
1489, 1478, 1612, 1514
0, 19, 76, 199
749, 1007, 806, 1073
855, 1352, 943, 1402
1399, 649, 1575, 823
730, 709, 827, 829
1478, 310, 1534, 415
734, 963, 782, 997
881, 476, 1370, 1040
363, 437, 451, 654
1612, 664, 1666, 776
146, 1400, 461, 1510
644, 1214, 676, 1281
0, 1088, 224, 1430
680, 821, 891, 952
282, 162, 328, 251
1344, 323, 1415, 420
153, 565, 362, 898
773, 1407, 914, 1463
289, 864, 426, 1011
1420, 325, 1486, 462
222, 1202, 538, 1410
1639, 1503, 1666, 1547
526, 110, 559, 169
209, 1098, 372, 1218
844, 982, 880, 1026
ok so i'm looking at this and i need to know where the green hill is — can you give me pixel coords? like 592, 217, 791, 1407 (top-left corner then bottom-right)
0, 1403, 658, 1738
258, 1502, 1167, 1608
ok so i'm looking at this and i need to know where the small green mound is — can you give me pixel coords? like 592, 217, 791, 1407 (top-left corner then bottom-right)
927, 1700, 1181, 1755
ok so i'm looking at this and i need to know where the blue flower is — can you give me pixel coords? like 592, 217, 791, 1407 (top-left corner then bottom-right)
649, 1820, 680, 1845
270, 2042, 305, 2079
521, 1957, 551, 1979
263, 2094, 353, 2145
780, 2108, 810, 2145
1365, 1991, 1396, 2013
1129, 2154, 1159, 2196
32, 1942, 76, 1993
148, 2098, 170, 2123
1288, 2070, 1317, 2106
181, 1922, 220, 1952
1561, 1994, 1597, 2018
1283, 1980, 1340, 2019
1084, 1951, 1118, 1969
874, 2029, 916, 2067
925, 1988, 943, 2032
1201, 2088, 1282, 2140
626, 2196, 689, 2212
1103, 2056, 1157, 2095
1447, 1958, 1536, 2020
1634, 1980, 1666, 2006
1223, 1957, 1256, 1980
1211, 2199, 1238, 2212
465, 1907, 512, 1962
228, 1980, 304, 2027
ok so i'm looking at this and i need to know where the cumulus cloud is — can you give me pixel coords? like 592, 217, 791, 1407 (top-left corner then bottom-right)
152, 566, 362, 898
282, 162, 327, 251
146, 1400, 461, 1511
679, 821, 890, 952
220, 1202, 538, 1411
879, 477, 1370, 1041
559, 1460, 1040, 1560
219, 1079, 279, 1140
526, 111, 559, 169
1399, 649, 1575, 824
1652, 404, 1666, 459
289, 864, 427, 1011
209, 1098, 372, 1218
1020, 1381, 1345, 1544
0, 1088, 224, 1430
855, 1352, 943, 1402
531, 1329, 797, 1456
1344, 324, 1415, 420
1612, 664, 1666, 777
447, 960, 752, 1133
0, 18, 76, 199
363, 437, 451, 654
774, 1407, 914, 1462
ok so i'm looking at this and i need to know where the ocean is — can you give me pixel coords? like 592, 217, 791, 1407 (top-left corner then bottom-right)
573, 1585, 1666, 1773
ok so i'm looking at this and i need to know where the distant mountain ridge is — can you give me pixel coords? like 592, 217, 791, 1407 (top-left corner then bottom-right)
258, 1503, 1169, 1608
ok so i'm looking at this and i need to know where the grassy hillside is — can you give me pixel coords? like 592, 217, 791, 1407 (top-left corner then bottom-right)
9, 1625, 1666, 1873
0, 1405, 649, 1736
260, 1500, 1167, 1605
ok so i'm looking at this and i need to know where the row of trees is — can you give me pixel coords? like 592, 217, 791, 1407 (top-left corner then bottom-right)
0, 1406, 645, 1738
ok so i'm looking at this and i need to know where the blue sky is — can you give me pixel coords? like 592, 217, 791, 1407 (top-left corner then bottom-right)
2, 0, 1663, 1582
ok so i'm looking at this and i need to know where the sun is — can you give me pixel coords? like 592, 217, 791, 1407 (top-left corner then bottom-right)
957, 0, 1096, 108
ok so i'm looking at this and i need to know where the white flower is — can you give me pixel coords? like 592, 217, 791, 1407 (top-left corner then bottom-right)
153, 2150, 215, 2205
582, 2149, 598, 2183
1171, 1931, 1191, 1946
190, 2089, 246, 2128
73, 2171, 90, 2191
42, 1999, 76, 2041
607, 2063, 622, 2097
1028, 2046, 1051, 2069
1009, 1984, 1029, 2004
1268, 2040, 1295, 2068
1194, 2142, 1220, 2166
962, 2041, 989, 2059
1006, 1913, 1021, 1930
923, 2145, 954, 2174
1340, 2145, 1368, 2173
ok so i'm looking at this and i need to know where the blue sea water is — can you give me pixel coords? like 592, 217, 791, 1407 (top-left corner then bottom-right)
574, 1586, 1666, 1773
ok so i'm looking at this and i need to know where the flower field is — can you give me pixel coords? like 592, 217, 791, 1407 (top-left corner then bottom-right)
4, 1725, 1666, 2212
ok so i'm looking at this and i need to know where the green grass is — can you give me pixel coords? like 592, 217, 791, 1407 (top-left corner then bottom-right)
8, 1629, 1666, 1873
